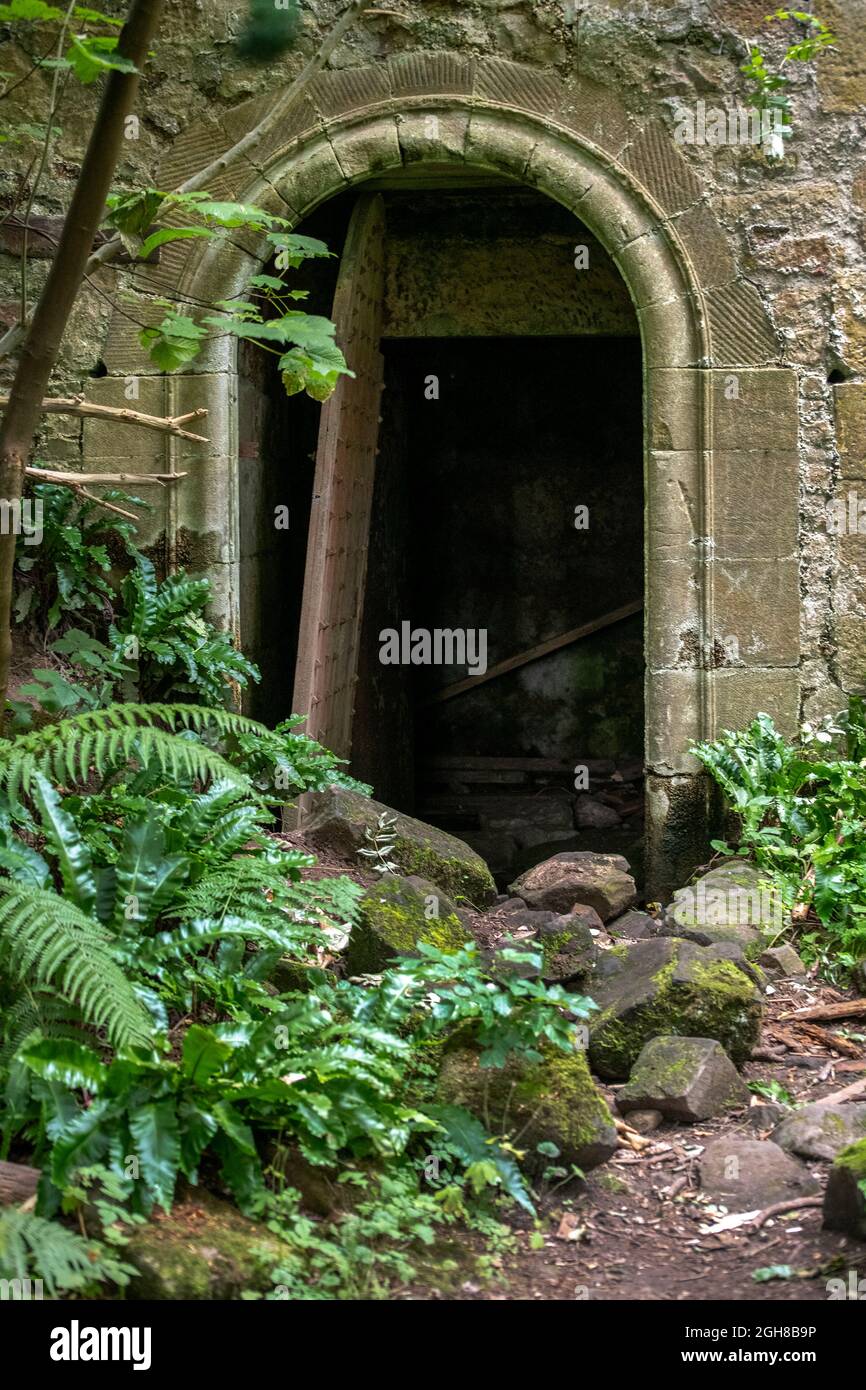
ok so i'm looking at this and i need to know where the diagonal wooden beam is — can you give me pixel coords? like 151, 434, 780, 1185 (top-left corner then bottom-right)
420, 598, 644, 707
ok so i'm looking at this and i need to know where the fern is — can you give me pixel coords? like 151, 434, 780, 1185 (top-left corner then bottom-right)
0, 1208, 132, 1296
178, 858, 363, 934
0, 885, 152, 1051
0, 703, 265, 804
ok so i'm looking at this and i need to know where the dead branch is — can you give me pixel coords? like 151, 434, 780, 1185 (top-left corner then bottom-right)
781, 999, 866, 1023
815, 1076, 866, 1106
25, 468, 186, 486
0, 395, 209, 443
753, 1196, 823, 1229
74, 488, 140, 520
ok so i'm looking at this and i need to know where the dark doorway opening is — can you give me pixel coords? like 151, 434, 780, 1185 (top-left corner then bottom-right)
352, 335, 644, 887
239, 186, 646, 888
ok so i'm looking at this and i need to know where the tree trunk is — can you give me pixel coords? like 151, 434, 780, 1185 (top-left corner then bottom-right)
0, 0, 165, 710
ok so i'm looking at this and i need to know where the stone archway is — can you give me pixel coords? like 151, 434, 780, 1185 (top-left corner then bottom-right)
91, 56, 799, 895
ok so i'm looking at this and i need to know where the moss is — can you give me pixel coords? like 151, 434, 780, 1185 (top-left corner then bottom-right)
590, 953, 761, 1079
346, 875, 471, 975
126, 1193, 286, 1300
393, 838, 495, 908
835, 1138, 866, 1176
437, 1044, 617, 1171
594, 1172, 629, 1194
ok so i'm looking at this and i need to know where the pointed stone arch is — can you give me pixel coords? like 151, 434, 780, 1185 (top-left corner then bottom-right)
92, 56, 799, 893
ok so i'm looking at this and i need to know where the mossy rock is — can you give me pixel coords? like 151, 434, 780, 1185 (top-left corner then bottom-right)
663, 861, 786, 957
125, 1192, 286, 1300
587, 936, 763, 1080
617, 1035, 749, 1122
437, 1044, 617, 1172
823, 1138, 866, 1241
346, 873, 472, 974
300, 787, 496, 907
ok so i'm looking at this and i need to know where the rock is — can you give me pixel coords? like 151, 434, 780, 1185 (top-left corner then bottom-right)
823, 1139, 866, 1240
574, 796, 620, 830
617, 1036, 750, 1123
759, 944, 807, 977
535, 907, 603, 981
509, 851, 636, 922
300, 787, 496, 907
747, 1101, 789, 1130
664, 860, 786, 957
587, 937, 763, 1080
125, 1193, 287, 1300
771, 1102, 866, 1162
608, 910, 657, 941
700, 1136, 821, 1213
345, 874, 472, 975
437, 1044, 617, 1173
625, 1108, 664, 1134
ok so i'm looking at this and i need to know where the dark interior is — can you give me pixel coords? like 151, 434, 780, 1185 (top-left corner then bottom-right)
239, 187, 645, 886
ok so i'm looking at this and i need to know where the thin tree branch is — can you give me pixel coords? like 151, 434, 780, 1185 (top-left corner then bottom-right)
0, 395, 209, 442
26, 468, 187, 485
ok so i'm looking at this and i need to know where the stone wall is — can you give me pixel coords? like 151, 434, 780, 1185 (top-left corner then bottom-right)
2, 0, 865, 892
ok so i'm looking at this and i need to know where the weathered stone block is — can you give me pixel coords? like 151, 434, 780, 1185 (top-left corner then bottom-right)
397, 110, 470, 167
617, 1036, 749, 1122
712, 669, 800, 738
622, 120, 702, 214
646, 369, 701, 452
331, 117, 402, 182
647, 450, 702, 562
712, 450, 799, 559
711, 558, 800, 667
836, 382, 866, 480
646, 672, 703, 774
704, 280, 780, 367
711, 369, 798, 451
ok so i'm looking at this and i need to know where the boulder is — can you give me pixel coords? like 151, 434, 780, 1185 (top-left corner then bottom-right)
125, 1193, 287, 1300
663, 860, 786, 958
823, 1139, 866, 1240
533, 907, 603, 981
437, 1044, 617, 1173
608, 910, 657, 941
616, 1036, 749, 1123
574, 796, 620, 830
747, 1101, 789, 1131
758, 944, 807, 977
771, 1102, 866, 1162
509, 851, 636, 922
300, 787, 496, 907
587, 936, 763, 1080
699, 1136, 820, 1212
345, 874, 472, 975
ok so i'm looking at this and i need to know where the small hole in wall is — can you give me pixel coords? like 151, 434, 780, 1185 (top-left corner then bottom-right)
828, 369, 848, 385
89, 359, 108, 378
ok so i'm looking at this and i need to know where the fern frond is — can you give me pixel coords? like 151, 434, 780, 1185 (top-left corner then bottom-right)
0, 885, 152, 1050
0, 703, 267, 802
0, 1209, 130, 1296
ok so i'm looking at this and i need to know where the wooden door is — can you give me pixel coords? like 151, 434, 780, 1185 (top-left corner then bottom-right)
292, 194, 386, 759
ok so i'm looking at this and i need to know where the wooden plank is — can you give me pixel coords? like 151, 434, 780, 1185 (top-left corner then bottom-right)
292, 194, 386, 758
420, 598, 643, 707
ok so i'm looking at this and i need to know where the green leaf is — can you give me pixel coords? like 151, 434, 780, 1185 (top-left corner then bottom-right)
137, 226, 213, 259
66, 34, 139, 85
752, 1264, 795, 1282
426, 1103, 535, 1215
31, 772, 97, 913
112, 811, 188, 932
21, 1038, 106, 1093
129, 1100, 181, 1211
0, 0, 64, 19
181, 1025, 233, 1084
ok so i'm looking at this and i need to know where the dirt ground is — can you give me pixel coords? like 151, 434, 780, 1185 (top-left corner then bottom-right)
414, 976, 866, 1302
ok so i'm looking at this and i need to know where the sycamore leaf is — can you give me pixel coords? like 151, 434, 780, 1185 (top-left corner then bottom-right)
67, 34, 138, 85
137, 225, 213, 259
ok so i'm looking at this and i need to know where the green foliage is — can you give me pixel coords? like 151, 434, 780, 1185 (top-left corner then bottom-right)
693, 702, 866, 974
235, 0, 300, 63
13, 481, 144, 631
0, 1206, 133, 1296
231, 713, 371, 800
742, 10, 836, 128
112, 554, 260, 704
